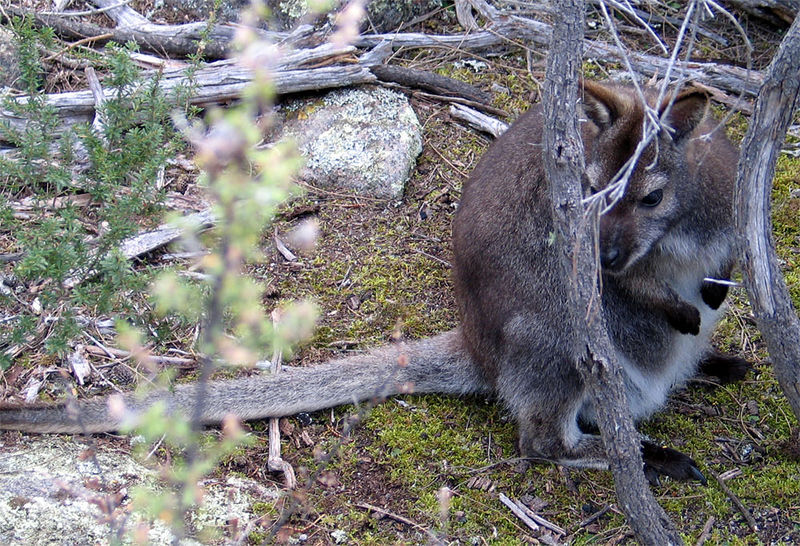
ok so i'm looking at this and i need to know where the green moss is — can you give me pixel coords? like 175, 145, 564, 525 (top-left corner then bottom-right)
770, 153, 800, 305
435, 59, 539, 119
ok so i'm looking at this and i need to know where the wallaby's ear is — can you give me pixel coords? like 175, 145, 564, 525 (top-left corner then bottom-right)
581, 80, 627, 130
659, 86, 709, 142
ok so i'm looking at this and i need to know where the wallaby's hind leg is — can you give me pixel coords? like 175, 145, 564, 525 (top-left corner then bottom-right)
514, 405, 609, 470
517, 416, 706, 483
511, 393, 707, 484
698, 350, 751, 385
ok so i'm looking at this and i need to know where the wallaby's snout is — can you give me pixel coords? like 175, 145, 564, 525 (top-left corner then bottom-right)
599, 210, 631, 272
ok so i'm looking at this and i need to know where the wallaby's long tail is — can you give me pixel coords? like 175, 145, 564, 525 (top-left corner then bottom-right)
0, 329, 487, 434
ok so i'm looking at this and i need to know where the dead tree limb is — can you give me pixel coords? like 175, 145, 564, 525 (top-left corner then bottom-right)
355, 18, 763, 100
62, 208, 216, 288
267, 311, 298, 489
725, 0, 799, 26
369, 64, 492, 104
734, 14, 800, 423
2, 3, 302, 60
0, 58, 376, 138
4, 7, 230, 59
541, 1, 683, 544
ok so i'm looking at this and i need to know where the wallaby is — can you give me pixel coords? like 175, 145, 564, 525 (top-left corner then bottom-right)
0, 81, 748, 483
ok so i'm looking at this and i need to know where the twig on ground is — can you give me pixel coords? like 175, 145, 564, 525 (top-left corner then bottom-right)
498, 493, 540, 533
513, 496, 566, 536
83, 344, 195, 366
409, 247, 451, 268
710, 468, 759, 534
356, 502, 442, 544
267, 310, 298, 489
274, 231, 298, 262
43, 33, 114, 62
449, 103, 508, 138
412, 88, 509, 117
695, 515, 715, 546
570, 503, 611, 533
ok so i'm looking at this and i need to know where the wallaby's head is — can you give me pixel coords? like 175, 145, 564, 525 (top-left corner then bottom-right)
580, 81, 712, 273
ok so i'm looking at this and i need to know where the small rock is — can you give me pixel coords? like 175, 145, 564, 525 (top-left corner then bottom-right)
277, 87, 423, 198
331, 528, 348, 544
316, 470, 340, 488
0, 28, 20, 90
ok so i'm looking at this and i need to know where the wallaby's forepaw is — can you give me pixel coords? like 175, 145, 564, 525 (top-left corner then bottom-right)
641, 441, 707, 485
699, 353, 752, 384
665, 303, 701, 335
700, 280, 730, 310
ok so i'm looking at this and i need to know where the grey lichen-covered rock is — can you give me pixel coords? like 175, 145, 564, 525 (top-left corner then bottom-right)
364, 0, 443, 32
263, 0, 321, 30
0, 437, 278, 544
267, 0, 444, 32
279, 86, 423, 199
0, 28, 20, 90
146, 0, 250, 24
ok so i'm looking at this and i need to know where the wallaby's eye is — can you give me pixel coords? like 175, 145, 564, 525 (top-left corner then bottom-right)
641, 189, 663, 207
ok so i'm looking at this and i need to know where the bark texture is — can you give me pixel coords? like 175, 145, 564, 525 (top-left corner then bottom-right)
735, 14, 800, 423
726, 0, 800, 25
541, 1, 683, 543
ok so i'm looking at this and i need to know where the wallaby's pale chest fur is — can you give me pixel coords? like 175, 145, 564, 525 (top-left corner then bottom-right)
0, 81, 749, 482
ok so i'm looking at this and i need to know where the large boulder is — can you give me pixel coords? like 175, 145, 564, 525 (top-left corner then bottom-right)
0, 436, 278, 544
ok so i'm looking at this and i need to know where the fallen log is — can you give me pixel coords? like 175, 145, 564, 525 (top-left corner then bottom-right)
725, 0, 799, 26
369, 64, 493, 104
0, 48, 376, 138
3, 1, 312, 60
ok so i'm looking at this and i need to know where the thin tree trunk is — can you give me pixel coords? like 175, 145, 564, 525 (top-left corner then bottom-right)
735, 14, 800, 423
541, 1, 683, 543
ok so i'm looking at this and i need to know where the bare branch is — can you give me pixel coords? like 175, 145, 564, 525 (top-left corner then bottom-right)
735, 14, 800, 422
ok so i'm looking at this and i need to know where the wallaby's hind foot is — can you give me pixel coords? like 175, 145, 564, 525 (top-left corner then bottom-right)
641, 441, 706, 485
517, 417, 706, 484
518, 426, 608, 472
698, 351, 752, 385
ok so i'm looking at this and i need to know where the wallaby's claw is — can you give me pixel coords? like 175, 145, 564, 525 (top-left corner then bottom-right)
642, 441, 707, 485
688, 465, 708, 485
665, 303, 701, 335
